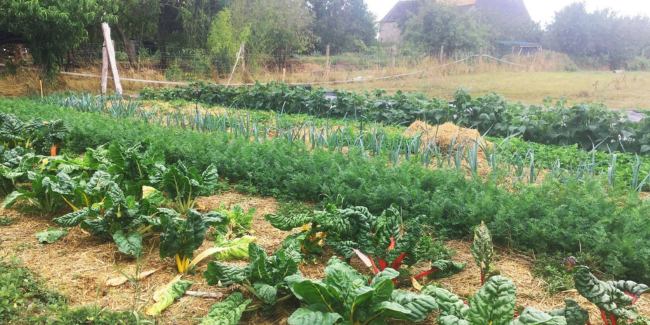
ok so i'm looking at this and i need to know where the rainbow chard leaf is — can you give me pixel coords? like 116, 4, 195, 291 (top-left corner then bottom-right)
421, 285, 469, 319
286, 257, 438, 325
573, 267, 638, 321
468, 275, 517, 325
512, 308, 567, 325
200, 292, 252, 325
470, 221, 495, 285
146, 279, 193, 316
546, 299, 590, 325
35, 227, 68, 243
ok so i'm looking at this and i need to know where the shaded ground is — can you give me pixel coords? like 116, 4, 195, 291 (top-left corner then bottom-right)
1, 190, 648, 324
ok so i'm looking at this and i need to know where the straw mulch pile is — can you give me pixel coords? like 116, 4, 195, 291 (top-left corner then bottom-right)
403, 121, 491, 157
1, 190, 648, 325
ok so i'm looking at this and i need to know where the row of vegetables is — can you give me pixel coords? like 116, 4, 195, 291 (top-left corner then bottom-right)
1, 113, 649, 324
139, 82, 650, 154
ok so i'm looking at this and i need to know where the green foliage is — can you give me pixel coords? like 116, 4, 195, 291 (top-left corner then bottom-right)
53, 186, 159, 256
546, 299, 590, 325
424, 276, 568, 325
0, 217, 13, 226
8, 98, 650, 285
307, 0, 376, 53
145, 279, 193, 316
200, 292, 252, 325
286, 257, 439, 324
204, 242, 301, 314
532, 254, 575, 293
158, 209, 224, 273
35, 227, 68, 243
470, 221, 495, 285
207, 8, 250, 72
402, 2, 492, 52
213, 204, 255, 241
106, 139, 165, 199
546, 3, 650, 69
213, 235, 257, 260
573, 267, 639, 321
150, 162, 219, 213
0, 0, 117, 79
0, 113, 68, 155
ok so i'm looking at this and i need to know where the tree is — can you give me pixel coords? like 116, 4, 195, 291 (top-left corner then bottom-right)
113, 0, 160, 69
308, 0, 377, 53
546, 2, 650, 69
213, 0, 314, 69
0, 0, 117, 80
401, 2, 492, 53
207, 8, 250, 72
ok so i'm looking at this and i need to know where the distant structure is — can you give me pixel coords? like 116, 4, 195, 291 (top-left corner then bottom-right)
379, 0, 532, 44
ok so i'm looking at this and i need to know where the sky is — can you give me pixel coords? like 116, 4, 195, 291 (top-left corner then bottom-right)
366, 0, 650, 26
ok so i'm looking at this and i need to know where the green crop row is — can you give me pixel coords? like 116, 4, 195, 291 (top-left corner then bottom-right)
2, 98, 650, 285
139, 82, 650, 154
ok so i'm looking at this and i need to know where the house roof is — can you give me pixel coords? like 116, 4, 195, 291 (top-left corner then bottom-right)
380, 1, 422, 23
381, 0, 531, 23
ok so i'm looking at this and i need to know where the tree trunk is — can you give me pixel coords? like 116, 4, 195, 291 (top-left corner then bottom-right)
157, 14, 168, 69
115, 22, 138, 69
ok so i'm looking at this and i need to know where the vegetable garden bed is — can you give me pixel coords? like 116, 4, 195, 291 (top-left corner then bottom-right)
3, 190, 647, 324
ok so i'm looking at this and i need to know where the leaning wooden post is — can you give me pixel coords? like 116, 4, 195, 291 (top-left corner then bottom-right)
101, 41, 108, 94
227, 43, 244, 87
439, 45, 444, 64
101, 23, 122, 95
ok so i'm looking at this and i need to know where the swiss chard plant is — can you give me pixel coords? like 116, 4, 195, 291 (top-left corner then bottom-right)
0, 113, 68, 155
470, 221, 497, 285
266, 204, 465, 284
0, 147, 38, 195
204, 242, 302, 314
157, 208, 227, 273
573, 266, 641, 325
200, 292, 252, 325
212, 204, 255, 242
53, 186, 159, 256
106, 139, 165, 199
285, 256, 439, 325
2, 171, 70, 213
150, 162, 219, 213
422, 275, 578, 325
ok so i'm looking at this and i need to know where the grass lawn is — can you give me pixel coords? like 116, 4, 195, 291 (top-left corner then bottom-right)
333, 71, 650, 109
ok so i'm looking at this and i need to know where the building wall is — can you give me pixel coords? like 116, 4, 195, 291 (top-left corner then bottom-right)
379, 22, 402, 44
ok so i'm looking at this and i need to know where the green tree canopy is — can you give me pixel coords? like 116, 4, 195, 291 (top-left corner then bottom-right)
307, 0, 377, 53
401, 2, 492, 53
0, 0, 117, 79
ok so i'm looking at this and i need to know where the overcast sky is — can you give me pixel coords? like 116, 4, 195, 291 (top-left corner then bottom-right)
366, 0, 650, 26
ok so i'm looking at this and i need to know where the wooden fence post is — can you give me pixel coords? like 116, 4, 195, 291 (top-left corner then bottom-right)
101, 41, 108, 94
325, 44, 330, 74
241, 42, 246, 72
391, 46, 396, 69
479, 47, 483, 66
101, 23, 122, 95
282, 68, 286, 83
439, 45, 444, 65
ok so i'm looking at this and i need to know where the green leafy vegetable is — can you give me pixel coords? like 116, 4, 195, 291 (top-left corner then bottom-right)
470, 221, 496, 285
158, 209, 225, 273
204, 242, 301, 314
107, 139, 164, 199
286, 256, 438, 324
213, 235, 258, 260
200, 292, 252, 325
213, 204, 255, 241
35, 227, 68, 243
150, 162, 218, 213
145, 279, 193, 316
573, 266, 638, 323
546, 299, 590, 325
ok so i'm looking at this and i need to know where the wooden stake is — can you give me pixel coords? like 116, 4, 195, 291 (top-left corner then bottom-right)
479, 47, 483, 65
101, 23, 122, 95
39, 80, 43, 100
241, 42, 246, 72
325, 44, 330, 73
439, 45, 444, 64
101, 41, 108, 94
391, 46, 396, 69
282, 68, 286, 83
227, 43, 244, 87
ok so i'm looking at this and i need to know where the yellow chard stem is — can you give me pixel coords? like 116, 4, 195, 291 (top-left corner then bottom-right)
175, 254, 183, 273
